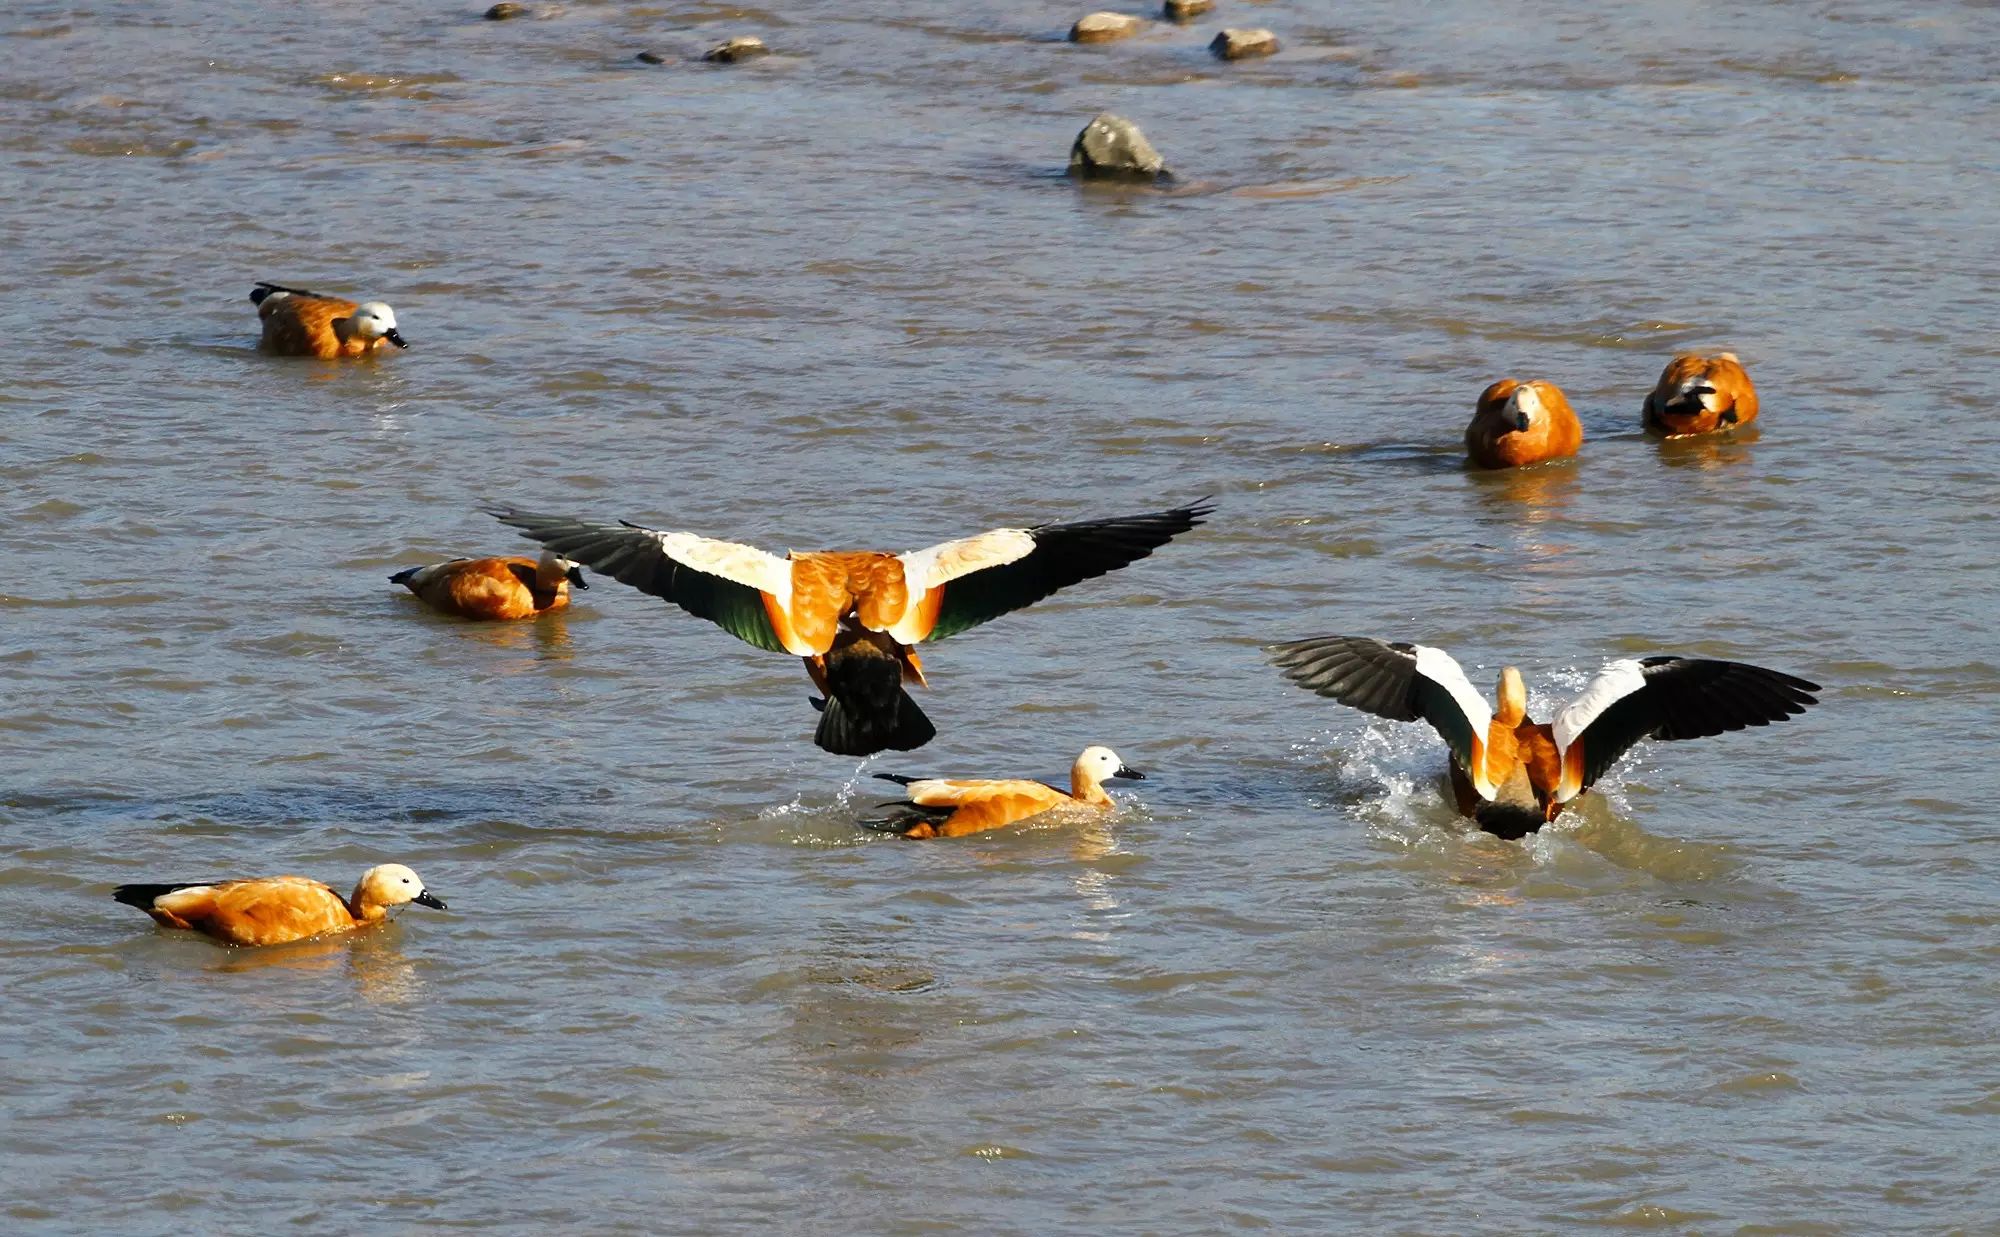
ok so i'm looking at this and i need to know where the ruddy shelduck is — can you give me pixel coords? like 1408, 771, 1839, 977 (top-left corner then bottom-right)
250, 281, 408, 359
864, 745, 1145, 839
1643, 352, 1758, 437
1269, 636, 1819, 838
390, 549, 586, 620
113, 863, 447, 947
488, 500, 1213, 757
1465, 378, 1584, 470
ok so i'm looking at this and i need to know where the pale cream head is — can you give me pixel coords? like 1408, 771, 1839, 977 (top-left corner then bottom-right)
351, 302, 398, 338
537, 549, 587, 589
1075, 746, 1144, 783
353, 863, 443, 910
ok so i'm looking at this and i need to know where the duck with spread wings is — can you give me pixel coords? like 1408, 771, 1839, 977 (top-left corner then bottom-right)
488, 500, 1213, 757
1269, 636, 1819, 837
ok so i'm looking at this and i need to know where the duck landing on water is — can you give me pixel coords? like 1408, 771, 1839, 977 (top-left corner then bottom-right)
1268, 636, 1819, 838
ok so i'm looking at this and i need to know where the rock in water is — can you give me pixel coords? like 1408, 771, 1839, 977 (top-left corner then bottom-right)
703, 36, 769, 63
484, 2, 526, 18
1070, 12, 1144, 43
1163, 0, 1212, 20
1068, 112, 1168, 181
1210, 27, 1279, 59
635, 50, 666, 64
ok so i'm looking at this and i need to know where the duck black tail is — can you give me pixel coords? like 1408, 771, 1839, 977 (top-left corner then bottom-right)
812, 637, 935, 757
388, 566, 421, 586
113, 882, 203, 908
858, 800, 952, 835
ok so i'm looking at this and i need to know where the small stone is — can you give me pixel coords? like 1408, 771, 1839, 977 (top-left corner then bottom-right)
1163, 0, 1212, 20
703, 35, 770, 63
635, 50, 666, 64
1070, 12, 1144, 43
1210, 27, 1279, 59
483, 2, 526, 19
1068, 111, 1168, 181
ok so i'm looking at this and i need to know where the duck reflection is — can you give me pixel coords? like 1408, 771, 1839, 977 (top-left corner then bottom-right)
208, 927, 423, 1007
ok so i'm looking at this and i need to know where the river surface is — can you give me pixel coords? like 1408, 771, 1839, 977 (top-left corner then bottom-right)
3, 0, 1997, 1231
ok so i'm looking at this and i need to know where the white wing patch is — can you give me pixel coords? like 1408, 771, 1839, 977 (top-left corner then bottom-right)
1412, 644, 1493, 741
1552, 659, 1648, 755
407, 559, 469, 588
885, 527, 1036, 643
653, 531, 792, 610
1412, 644, 1497, 798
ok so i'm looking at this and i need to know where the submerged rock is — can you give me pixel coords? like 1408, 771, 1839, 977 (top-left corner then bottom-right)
484, 2, 526, 18
1070, 12, 1143, 43
1163, 0, 1213, 20
703, 35, 769, 63
635, 50, 666, 64
1210, 27, 1279, 59
1068, 112, 1168, 181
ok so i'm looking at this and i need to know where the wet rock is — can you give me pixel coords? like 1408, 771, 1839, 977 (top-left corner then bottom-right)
1163, 0, 1212, 20
635, 50, 666, 64
1210, 27, 1279, 59
703, 35, 769, 63
483, 2, 526, 18
1068, 112, 1168, 181
1070, 12, 1143, 43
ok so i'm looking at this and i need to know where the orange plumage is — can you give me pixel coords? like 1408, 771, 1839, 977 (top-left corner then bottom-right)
390, 552, 584, 621
1643, 352, 1758, 437
250, 282, 407, 359
1465, 378, 1584, 469
113, 864, 447, 948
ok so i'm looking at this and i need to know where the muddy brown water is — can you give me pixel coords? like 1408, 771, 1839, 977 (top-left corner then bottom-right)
3, 1, 1997, 1231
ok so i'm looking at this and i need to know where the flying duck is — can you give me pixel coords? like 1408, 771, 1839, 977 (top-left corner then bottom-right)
1465, 378, 1584, 469
1643, 352, 1758, 437
250, 281, 407, 358
863, 745, 1144, 839
487, 499, 1213, 757
113, 864, 447, 947
1268, 636, 1819, 837
390, 549, 586, 620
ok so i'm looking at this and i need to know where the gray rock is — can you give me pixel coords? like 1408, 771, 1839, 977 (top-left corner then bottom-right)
1068, 112, 1168, 181
484, 2, 526, 19
1163, 0, 1213, 20
635, 50, 666, 64
703, 35, 769, 63
1210, 27, 1279, 59
1070, 11, 1144, 43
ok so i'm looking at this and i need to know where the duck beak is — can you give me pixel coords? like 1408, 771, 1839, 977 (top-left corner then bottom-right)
413, 890, 447, 910
1112, 765, 1145, 780
566, 565, 588, 589
384, 328, 409, 349
1512, 411, 1530, 431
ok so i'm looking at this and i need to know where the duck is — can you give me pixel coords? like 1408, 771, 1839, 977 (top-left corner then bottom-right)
390, 549, 586, 620
487, 499, 1213, 757
1268, 635, 1819, 838
250, 281, 407, 358
863, 745, 1144, 839
1465, 378, 1583, 469
113, 863, 447, 947
1643, 352, 1758, 437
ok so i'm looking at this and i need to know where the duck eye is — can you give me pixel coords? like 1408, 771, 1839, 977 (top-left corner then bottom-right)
402, 877, 412, 884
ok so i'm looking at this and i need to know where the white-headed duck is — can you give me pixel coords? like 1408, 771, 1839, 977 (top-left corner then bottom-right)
390, 549, 586, 620
1466, 378, 1583, 470
114, 863, 447, 947
864, 745, 1145, 839
1269, 636, 1818, 838
487, 500, 1213, 757
250, 282, 407, 359
1644, 352, 1758, 437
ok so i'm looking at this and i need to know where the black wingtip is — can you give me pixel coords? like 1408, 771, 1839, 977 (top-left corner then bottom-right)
113, 882, 199, 909
388, 567, 420, 585
872, 773, 924, 786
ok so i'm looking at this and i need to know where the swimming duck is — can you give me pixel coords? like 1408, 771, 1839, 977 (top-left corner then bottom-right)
113, 864, 447, 947
1268, 636, 1819, 838
390, 549, 586, 620
250, 281, 407, 358
487, 499, 1213, 757
1465, 378, 1583, 469
864, 745, 1144, 839
1643, 352, 1758, 437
